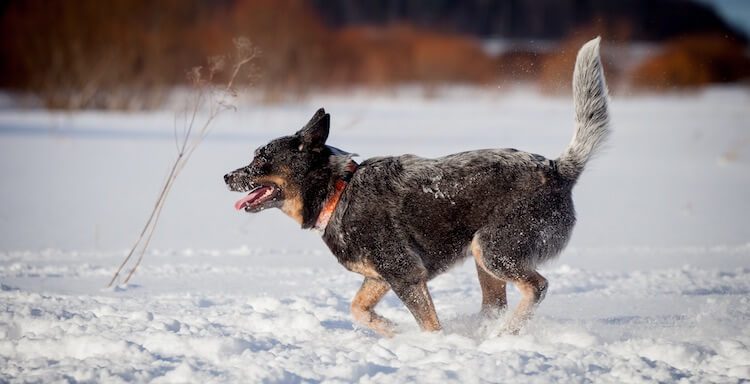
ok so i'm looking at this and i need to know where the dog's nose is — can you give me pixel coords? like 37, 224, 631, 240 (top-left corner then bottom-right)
224, 173, 232, 184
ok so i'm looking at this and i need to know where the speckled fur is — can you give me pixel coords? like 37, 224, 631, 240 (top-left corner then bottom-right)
225, 37, 610, 335
323, 149, 574, 280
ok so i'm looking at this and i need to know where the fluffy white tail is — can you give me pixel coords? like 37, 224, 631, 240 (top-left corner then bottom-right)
557, 37, 610, 181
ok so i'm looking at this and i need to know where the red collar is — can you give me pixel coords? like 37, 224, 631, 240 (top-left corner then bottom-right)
315, 161, 357, 231
314, 179, 347, 230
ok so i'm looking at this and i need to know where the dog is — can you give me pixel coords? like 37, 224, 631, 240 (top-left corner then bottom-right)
224, 37, 609, 336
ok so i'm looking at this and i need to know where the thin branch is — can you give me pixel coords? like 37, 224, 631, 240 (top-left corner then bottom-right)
106, 155, 182, 287
107, 37, 258, 288
123, 173, 175, 284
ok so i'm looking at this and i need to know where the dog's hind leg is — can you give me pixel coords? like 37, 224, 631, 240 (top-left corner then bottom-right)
505, 271, 548, 334
472, 236, 508, 316
475, 262, 508, 317
472, 233, 548, 333
351, 277, 396, 337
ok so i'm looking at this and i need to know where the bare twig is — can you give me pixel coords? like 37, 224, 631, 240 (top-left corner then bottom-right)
107, 38, 259, 288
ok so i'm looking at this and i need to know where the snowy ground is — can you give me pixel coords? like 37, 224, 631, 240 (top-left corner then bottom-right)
1, 87, 749, 382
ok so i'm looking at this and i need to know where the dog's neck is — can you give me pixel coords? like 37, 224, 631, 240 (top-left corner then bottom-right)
313, 159, 358, 231
314, 179, 348, 230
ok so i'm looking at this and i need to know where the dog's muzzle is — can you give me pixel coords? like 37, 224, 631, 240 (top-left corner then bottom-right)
224, 168, 254, 192
224, 167, 281, 212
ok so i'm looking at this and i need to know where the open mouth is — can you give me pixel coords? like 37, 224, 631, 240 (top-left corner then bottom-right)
234, 185, 280, 212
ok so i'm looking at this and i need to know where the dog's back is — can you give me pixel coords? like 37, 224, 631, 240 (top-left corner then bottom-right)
327, 148, 572, 276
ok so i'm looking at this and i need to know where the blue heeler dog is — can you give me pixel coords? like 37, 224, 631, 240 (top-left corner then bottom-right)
225, 37, 610, 336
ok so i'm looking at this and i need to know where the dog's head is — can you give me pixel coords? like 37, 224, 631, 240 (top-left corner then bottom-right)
224, 108, 354, 226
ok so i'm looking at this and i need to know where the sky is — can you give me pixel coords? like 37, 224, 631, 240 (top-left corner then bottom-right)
697, 0, 750, 37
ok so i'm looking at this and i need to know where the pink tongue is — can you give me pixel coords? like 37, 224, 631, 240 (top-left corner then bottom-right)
234, 187, 270, 210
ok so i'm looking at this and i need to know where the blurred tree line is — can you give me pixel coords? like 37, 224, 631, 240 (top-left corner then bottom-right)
1, 0, 748, 109
312, 0, 747, 41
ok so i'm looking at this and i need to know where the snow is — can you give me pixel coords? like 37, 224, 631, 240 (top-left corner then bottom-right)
1, 86, 749, 382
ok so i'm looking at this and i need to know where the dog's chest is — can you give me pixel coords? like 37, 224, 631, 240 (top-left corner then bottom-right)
321, 225, 366, 271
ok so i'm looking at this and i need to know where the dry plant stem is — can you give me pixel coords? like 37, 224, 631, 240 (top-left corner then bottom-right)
123, 103, 224, 284
106, 161, 179, 287
122, 166, 177, 284
107, 42, 257, 287
106, 92, 203, 288
107, 104, 197, 288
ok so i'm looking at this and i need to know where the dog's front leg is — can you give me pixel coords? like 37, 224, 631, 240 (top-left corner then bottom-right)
389, 278, 442, 332
351, 277, 396, 337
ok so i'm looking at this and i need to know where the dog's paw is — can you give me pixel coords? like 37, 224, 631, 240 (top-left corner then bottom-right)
479, 307, 507, 320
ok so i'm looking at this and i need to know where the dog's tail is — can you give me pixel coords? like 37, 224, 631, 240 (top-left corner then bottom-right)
556, 37, 610, 182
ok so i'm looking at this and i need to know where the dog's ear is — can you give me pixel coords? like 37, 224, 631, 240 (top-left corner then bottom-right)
297, 108, 330, 151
